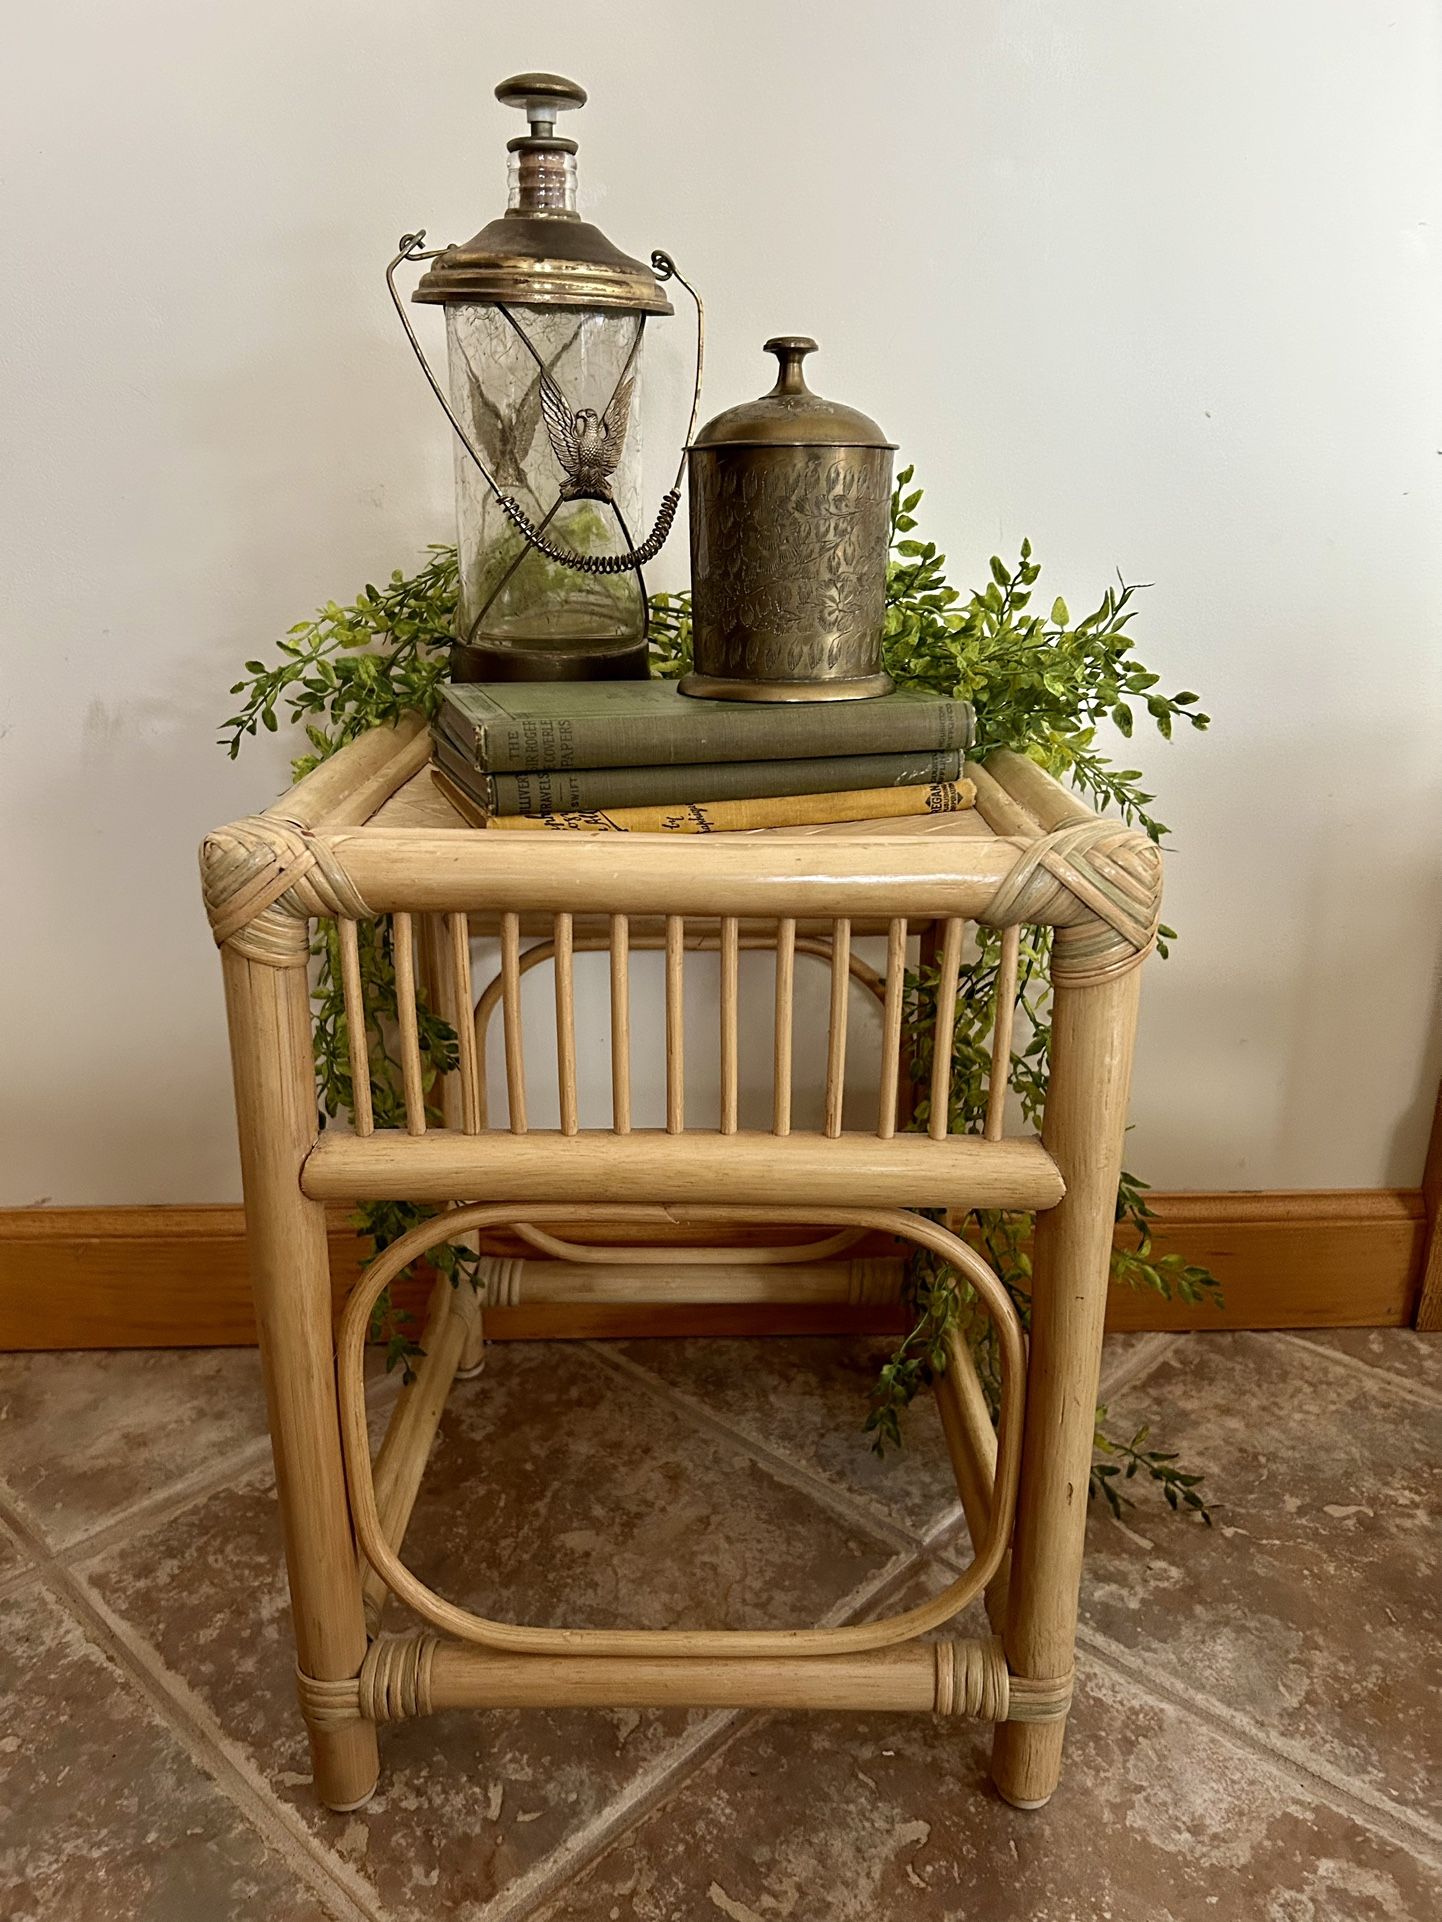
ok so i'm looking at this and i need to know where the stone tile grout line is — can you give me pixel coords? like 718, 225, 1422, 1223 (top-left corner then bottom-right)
578, 1338, 925, 1553
8, 1327, 1433, 1909
507, 1558, 1442, 1920
502, 1708, 771, 1922
508, 1707, 773, 1922
1074, 1622, 1442, 1861
925, 1331, 1186, 1565
927, 1322, 1442, 1857
582, 1333, 1189, 1580
488, 1546, 939, 1922
1277, 1330, 1442, 1410
0, 1366, 405, 1573
41, 1432, 278, 1565
0, 1347, 932, 1922
1095, 1331, 1185, 1400
0, 1488, 391, 1922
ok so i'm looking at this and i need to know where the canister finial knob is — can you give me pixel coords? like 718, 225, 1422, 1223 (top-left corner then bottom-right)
763, 336, 819, 398
495, 72, 588, 141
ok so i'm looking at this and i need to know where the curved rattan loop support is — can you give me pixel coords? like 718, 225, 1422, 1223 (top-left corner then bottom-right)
508, 1221, 868, 1267
980, 818, 1162, 987
336, 1201, 1024, 1660
200, 815, 371, 966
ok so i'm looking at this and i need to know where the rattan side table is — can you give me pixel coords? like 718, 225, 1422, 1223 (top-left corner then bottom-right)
201, 716, 1160, 1814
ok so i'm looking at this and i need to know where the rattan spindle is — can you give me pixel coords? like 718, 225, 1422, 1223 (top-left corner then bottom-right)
773, 916, 796, 1137
391, 911, 426, 1136
610, 914, 631, 1135
500, 911, 527, 1135
554, 913, 578, 1136
445, 912, 483, 1134
336, 917, 373, 1138
929, 917, 965, 1140
719, 915, 740, 1134
418, 916, 463, 1132
665, 915, 685, 1135
985, 923, 1021, 1142
877, 916, 907, 1140
825, 917, 851, 1138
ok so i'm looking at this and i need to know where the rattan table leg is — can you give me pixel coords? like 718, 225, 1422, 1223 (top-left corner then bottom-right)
221, 948, 379, 1811
990, 963, 1142, 1809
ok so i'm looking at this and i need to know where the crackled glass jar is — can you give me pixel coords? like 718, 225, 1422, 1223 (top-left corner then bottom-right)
405, 74, 678, 682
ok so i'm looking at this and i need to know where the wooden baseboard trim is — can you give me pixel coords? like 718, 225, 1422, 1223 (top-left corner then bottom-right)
0, 1189, 1425, 1351
1416, 1081, 1442, 1332
1100, 1188, 1424, 1332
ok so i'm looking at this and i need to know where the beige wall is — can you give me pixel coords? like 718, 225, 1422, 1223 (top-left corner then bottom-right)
4, 1, 1441, 1204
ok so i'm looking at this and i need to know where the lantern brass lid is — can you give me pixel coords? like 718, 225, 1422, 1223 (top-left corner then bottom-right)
412, 217, 673, 314
690, 338, 894, 450
411, 71, 673, 315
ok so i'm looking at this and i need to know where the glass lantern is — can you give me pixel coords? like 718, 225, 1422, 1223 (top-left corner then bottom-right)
391, 74, 698, 683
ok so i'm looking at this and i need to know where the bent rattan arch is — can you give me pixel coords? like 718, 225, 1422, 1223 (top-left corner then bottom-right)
336, 1200, 1024, 1660
508, 1220, 868, 1266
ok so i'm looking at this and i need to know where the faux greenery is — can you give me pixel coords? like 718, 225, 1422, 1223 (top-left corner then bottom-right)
222, 468, 1215, 1521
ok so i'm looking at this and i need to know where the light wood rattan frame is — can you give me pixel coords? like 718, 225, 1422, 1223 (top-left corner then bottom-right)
201, 717, 1159, 1814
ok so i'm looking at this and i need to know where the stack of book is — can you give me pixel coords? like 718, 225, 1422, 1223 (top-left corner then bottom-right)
430, 680, 976, 833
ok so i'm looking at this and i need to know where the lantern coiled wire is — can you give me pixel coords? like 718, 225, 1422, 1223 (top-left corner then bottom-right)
386, 235, 704, 578
495, 487, 681, 573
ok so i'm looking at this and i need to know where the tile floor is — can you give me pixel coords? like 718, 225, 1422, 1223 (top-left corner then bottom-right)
0, 1326, 1438, 1920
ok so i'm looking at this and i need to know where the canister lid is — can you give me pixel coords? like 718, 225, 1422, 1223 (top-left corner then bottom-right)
690, 338, 895, 450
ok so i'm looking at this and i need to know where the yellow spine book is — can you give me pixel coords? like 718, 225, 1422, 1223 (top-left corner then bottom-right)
430, 775, 977, 833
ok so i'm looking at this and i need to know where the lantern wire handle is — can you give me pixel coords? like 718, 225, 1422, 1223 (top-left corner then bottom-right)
385, 235, 495, 489
385, 231, 704, 576
651, 249, 708, 482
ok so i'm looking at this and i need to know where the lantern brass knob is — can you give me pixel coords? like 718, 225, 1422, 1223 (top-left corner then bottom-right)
764, 335, 819, 398
495, 72, 588, 140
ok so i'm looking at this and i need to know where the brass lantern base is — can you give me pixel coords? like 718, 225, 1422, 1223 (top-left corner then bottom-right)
678, 669, 894, 703
451, 634, 652, 684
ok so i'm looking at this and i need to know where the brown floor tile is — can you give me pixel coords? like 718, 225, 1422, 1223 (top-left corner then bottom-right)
84, 1342, 903, 1920
0, 1519, 27, 1586
0, 1585, 339, 1922
0, 1348, 271, 1549
1081, 1332, 1442, 1818
602, 1328, 1170, 1551
528, 1650, 1442, 1922
605, 1335, 960, 1540
1290, 1327, 1442, 1400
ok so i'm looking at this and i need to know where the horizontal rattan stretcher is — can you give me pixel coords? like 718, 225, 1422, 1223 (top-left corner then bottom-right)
300, 1128, 1066, 1209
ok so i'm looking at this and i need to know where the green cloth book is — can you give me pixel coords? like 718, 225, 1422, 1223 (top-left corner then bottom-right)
434, 679, 973, 775
431, 730, 966, 817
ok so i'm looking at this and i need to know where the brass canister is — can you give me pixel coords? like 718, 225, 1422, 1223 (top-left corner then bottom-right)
681, 337, 896, 702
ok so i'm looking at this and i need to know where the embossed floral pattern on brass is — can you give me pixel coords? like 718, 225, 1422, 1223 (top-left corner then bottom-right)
691, 448, 891, 685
